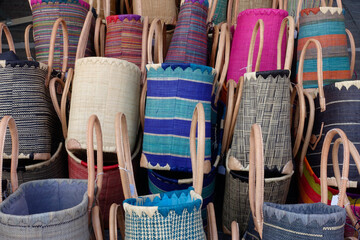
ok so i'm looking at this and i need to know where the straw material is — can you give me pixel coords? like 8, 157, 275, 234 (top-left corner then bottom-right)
165, 0, 209, 65
0, 60, 59, 160
66, 135, 142, 227
31, 0, 94, 70
306, 81, 360, 184
286, 0, 322, 21
212, 0, 228, 24
297, 7, 351, 88
142, 63, 215, 172
229, 0, 273, 27
227, 9, 288, 83
229, 71, 292, 171
222, 170, 292, 235
132, 0, 178, 24
67, 57, 141, 156
105, 15, 143, 67
2, 143, 67, 184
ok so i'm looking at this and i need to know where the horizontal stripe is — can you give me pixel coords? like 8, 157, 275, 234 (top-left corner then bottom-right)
144, 98, 212, 120
299, 21, 346, 39
298, 72, 351, 88
144, 118, 211, 138
297, 57, 350, 72
297, 34, 347, 53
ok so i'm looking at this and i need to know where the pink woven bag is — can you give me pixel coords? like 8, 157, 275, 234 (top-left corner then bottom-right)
227, 8, 291, 83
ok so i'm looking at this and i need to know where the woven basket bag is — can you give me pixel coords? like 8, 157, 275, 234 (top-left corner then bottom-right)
211, 0, 228, 25
123, 103, 207, 239
28, 0, 96, 71
0, 115, 103, 240
296, 0, 356, 88
247, 125, 348, 240
285, 0, 322, 21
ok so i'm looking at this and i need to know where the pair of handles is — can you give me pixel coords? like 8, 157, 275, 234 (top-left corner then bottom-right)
249, 124, 354, 238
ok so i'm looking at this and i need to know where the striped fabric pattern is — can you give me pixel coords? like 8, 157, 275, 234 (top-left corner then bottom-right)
165, 0, 208, 65
306, 81, 360, 184
143, 63, 215, 172
31, 0, 93, 71
229, 70, 292, 171
297, 7, 351, 88
212, 0, 228, 25
105, 15, 143, 68
286, 0, 322, 22
123, 187, 205, 240
0, 61, 58, 159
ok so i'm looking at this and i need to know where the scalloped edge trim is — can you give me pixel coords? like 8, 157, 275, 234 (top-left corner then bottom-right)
300, 7, 343, 16
244, 71, 290, 81
146, 63, 216, 75
75, 57, 141, 74
106, 14, 142, 24
181, 0, 209, 7
238, 8, 288, 18
334, 80, 360, 90
0, 61, 48, 71
31, 0, 89, 8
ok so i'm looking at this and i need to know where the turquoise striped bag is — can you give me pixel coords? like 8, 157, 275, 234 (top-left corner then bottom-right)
140, 63, 215, 174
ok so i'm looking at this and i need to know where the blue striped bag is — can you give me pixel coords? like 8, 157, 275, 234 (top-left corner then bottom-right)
141, 63, 215, 174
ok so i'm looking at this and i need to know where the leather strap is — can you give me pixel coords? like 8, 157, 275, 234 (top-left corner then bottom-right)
290, 85, 306, 158
0, 116, 19, 203
24, 24, 33, 60
0, 22, 15, 53
206, 202, 218, 240
345, 29, 356, 78
277, 16, 295, 70
247, 19, 264, 73
147, 18, 164, 64
231, 221, 239, 240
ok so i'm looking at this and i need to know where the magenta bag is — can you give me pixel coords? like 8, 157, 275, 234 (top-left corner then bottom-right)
227, 9, 293, 83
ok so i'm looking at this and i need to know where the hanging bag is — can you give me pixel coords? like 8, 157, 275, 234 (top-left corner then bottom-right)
123, 103, 207, 239
0, 115, 103, 239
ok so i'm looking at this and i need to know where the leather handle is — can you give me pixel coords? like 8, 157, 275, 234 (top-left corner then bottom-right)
47, 18, 69, 87
141, 16, 149, 85
297, 38, 326, 112
49, 77, 65, 121
115, 112, 138, 199
24, 24, 33, 60
209, 25, 220, 68
247, 19, 264, 73
89, 0, 102, 15
190, 103, 206, 196
109, 203, 126, 240
213, 23, 230, 105
207, 0, 218, 24
0, 116, 19, 203
94, 17, 106, 57
76, 11, 94, 60
231, 221, 239, 240
0, 22, 15, 53
290, 85, 306, 158
91, 205, 104, 240
277, 16, 295, 70
320, 128, 349, 208
248, 124, 265, 238
221, 79, 236, 155
147, 18, 164, 64
206, 202, 218, 240
345, 29, 356, 78
87, 115, 104, 215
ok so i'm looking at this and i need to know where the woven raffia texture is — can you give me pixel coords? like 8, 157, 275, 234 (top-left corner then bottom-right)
123, 188, 206, 239
67, 137, 142, 227
286, 0, 322, 22
0, 61, 58, 159
306, 81, 360, 184
230, 0, 273, 26
105, 15, 143, 68
2, 143, 67, 185
262, 202, 346, 239
165, 0, 208, 65
212, 0, 228, 25
142, 63, 215, 172
297, 7, 351, 88
31, 0, 94, 71
148, 167, 216, 225
132, 0, 178, 24
0, 179, 90, 240
229, 70, 292, 170
67, 57, 140, 156
227, 9, 288, 83
222, 170, 292, 235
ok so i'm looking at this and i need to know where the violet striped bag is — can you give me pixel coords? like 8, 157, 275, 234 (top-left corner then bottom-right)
165, 0, 209, 65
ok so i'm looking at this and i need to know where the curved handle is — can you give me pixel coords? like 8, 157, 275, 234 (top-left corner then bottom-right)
91, 205, 104, 240
87, 115, 104, 215
109, 203, 126, 240
296, 0, 327, 29
141, 16, 149, 85
226, 0, 234, 28
207, 0, 218, 24
277, 16, 295, 70
247, 19, 264, 73
345, 29, 355, 78
94, 18, 104, 57
207, 202, 218, 240
248, 124, 265, 238
0, 23, 15, 53
89, 0, 102, 16
290, 85, 306, 158
231, 221, 239, 240
47, 18, 69, 87
213, 23, 230, 105
0, 116, 19, 203
320, 128, 349, 208
76, 11, 94, 60
298, 90, 315, 176
209, 25, 220, 68
24, 24, 33, 60
147, 18, 164, 64
297, 38, 326, 112
190, 103, 206, 195
49, 77, 65, 122
115, 112, 138, 199
221, 80, 236, 155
